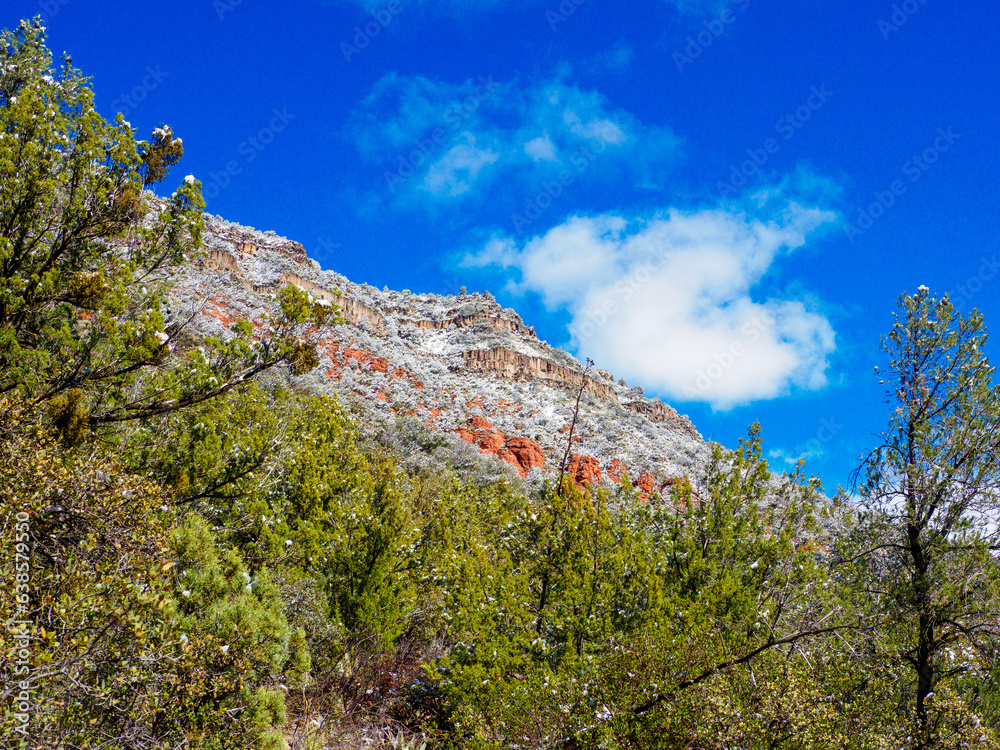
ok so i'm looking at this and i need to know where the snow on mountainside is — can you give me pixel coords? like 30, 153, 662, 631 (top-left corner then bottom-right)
167, 202, 711, 492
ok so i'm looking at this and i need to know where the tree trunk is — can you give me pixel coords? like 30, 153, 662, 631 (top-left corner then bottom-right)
909, 523, 934, 749
915, 608, 934, 748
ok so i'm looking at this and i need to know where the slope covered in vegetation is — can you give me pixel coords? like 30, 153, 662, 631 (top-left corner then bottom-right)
3, 20, 1000, 750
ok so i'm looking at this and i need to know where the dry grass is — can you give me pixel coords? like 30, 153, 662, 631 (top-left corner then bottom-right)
282, 635, 441, 750
283, 709, 429, 750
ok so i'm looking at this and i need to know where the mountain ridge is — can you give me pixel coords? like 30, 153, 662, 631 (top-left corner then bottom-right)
167, 199, 711, 491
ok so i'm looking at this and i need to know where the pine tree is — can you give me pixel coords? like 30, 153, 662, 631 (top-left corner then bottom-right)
0, 19, 337, 441
0, 20, 202, 400
856, 287, 1000, 747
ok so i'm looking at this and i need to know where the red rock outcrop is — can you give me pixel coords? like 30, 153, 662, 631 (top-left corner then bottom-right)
500, 437, 546, 477
343, 349, 389, 374
466, 415, 496, 432
456, 416, 505, 455
634, 471, 655, 497
455, 418, 544, 478
567, 455, 602, 486
478, 431, 505, 454
662, 476, 693, 506
204, 299, 237, 326
495, 398, 523, 414
628, 474, 693, 504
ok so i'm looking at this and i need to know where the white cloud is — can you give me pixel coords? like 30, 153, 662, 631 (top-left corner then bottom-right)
524, 134, 558, 162
348, 72, 681, 210
422, 136, 500, 196
565, 112, 627, 144
465, 189, 839, 410
770, 443, 825, 468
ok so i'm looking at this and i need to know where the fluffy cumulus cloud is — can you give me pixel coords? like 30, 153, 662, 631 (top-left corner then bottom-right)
347, 72, 681, 213
465, 191, 839, 409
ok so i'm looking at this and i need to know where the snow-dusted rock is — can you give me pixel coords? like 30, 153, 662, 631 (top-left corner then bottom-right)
159, 196, 711, 490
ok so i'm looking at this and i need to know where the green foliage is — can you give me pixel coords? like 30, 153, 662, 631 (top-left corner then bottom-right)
138, 124, 184, 186
0, 19, 343, 749
4, 17, 1000, 750
0, 20, 204, 403
167, 514, 292, 750
44, 385, 87, 446
615, 650, 911, 750
0, 407, 296, 749
251, 393, 422, 652
850, 288, 1000, 748
0, 20, 338, 448
423, 426, 859, 748
122, 382, 284, 510
286, 626, 312, 690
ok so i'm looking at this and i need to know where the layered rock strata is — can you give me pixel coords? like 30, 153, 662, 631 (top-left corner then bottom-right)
168, 203, 710, 492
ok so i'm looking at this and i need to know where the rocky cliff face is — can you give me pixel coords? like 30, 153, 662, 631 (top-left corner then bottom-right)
169, 204, 711, 491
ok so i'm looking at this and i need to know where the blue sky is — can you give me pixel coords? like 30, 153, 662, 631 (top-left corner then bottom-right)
11, 0, 998, 491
